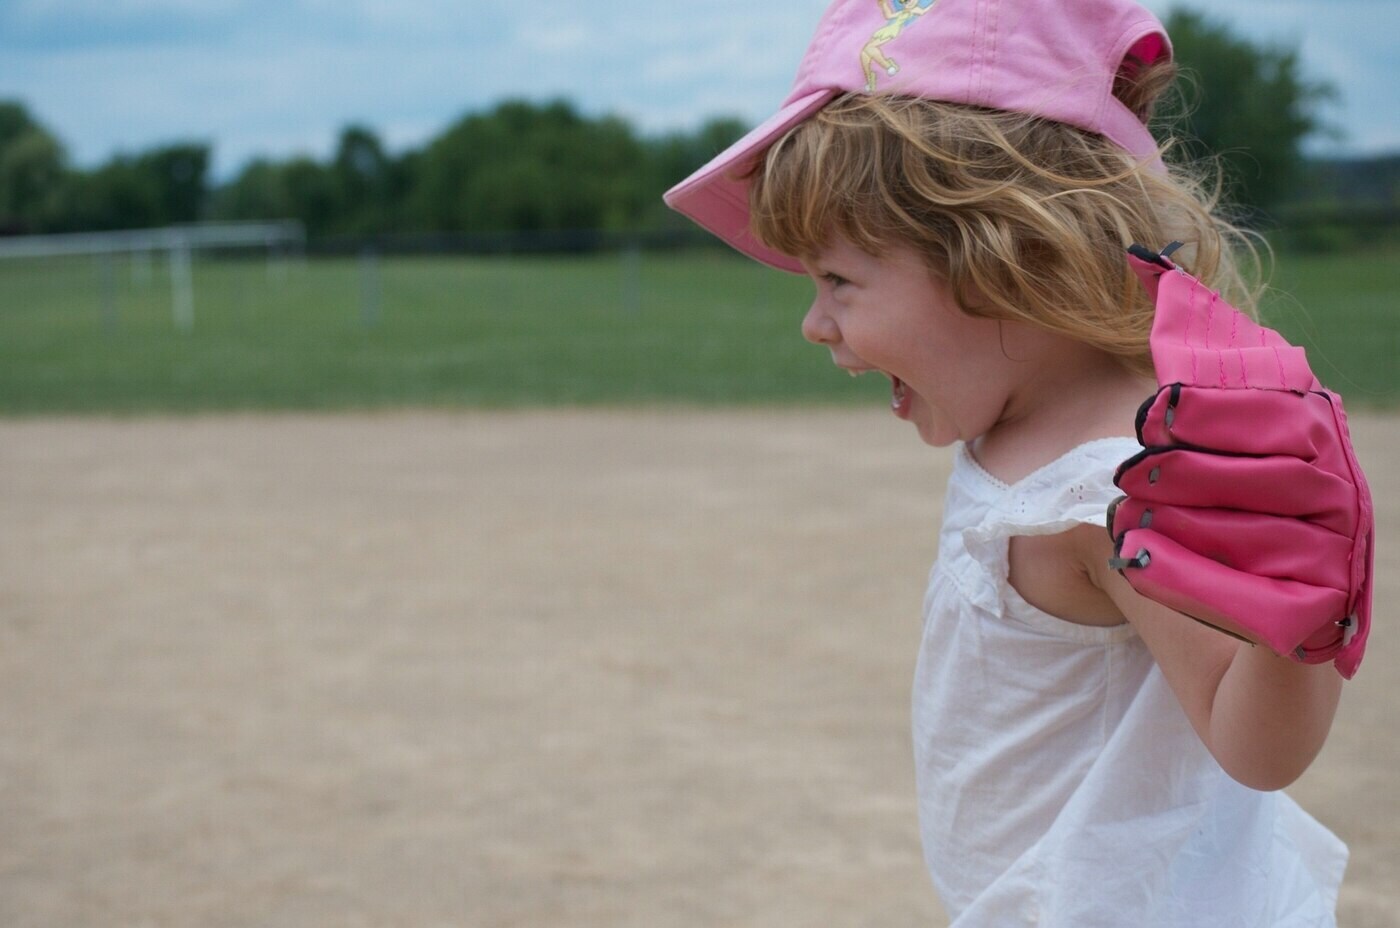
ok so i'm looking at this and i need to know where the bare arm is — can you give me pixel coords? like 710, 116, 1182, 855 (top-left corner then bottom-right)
1073, 523, 1342, 791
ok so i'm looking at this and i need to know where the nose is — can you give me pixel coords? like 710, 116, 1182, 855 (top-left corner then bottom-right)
801, 298, 839, 346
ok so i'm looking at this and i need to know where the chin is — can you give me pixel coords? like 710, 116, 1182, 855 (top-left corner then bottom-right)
901, 393, 962, 448
913, 417, 960, 448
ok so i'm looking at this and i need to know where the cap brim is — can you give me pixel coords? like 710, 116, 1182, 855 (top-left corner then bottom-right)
664, 88, 837, 274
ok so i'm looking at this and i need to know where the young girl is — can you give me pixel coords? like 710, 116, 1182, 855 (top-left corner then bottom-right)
665, 0, 1348, 923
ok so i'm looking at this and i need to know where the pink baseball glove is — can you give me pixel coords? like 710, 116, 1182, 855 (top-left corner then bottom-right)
1107, 243, 1374, 678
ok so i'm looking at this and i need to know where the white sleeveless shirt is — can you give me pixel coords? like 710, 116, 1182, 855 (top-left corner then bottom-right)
912, 439, 1347, 927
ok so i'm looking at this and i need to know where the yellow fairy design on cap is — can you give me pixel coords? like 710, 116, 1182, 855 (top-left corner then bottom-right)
862, 0, 936, 92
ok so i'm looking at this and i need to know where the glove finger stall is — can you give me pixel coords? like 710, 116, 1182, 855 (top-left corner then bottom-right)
1138, 384, 1342, 461
1114, 527, 1351, 661
1115, 447, 1357, 535
1109, 496, 1353, 590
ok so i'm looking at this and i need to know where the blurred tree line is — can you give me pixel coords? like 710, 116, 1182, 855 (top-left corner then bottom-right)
0, 96, 746, 239
1, 10, 1392, 243
1, 102, 210, 235
204, 103, 749, 240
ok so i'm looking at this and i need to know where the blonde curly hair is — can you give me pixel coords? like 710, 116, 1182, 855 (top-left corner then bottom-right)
746, 59, 1265, 377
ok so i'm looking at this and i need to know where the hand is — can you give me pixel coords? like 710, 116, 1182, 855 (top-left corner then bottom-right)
1106, 244, 1374, 678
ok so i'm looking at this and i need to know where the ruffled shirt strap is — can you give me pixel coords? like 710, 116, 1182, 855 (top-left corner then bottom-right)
956, 437, 1143, 643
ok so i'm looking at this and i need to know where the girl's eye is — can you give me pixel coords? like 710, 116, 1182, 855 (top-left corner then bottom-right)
822, 272, 849, 288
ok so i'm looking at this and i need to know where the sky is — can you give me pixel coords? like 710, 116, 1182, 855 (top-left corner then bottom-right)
2, 0, 1397, 181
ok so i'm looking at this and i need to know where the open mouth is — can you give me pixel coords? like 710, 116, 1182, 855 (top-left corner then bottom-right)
843, 366, 913, 420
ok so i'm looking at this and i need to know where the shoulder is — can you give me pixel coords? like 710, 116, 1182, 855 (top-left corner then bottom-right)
1006, 528, 1125, 626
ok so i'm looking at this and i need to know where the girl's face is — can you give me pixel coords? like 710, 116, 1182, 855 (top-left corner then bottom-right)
798, 238, 1036, 448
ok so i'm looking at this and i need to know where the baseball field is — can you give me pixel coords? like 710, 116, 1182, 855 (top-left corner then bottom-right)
2, 250, 1397, 926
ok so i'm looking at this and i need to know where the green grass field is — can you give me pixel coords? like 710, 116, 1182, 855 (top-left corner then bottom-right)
1, 246, 1396, 414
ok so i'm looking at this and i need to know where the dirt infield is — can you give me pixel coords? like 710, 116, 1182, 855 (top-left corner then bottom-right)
2, 409, 1397, 927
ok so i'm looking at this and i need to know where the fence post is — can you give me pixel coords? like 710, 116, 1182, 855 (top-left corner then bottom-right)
99, 252, 117, 333
171, 240, 194, 332
359, 246, 382, 328
268, 238, 289, 284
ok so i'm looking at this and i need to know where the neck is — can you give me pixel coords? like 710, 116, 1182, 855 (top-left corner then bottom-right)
976, 338, 1150, 481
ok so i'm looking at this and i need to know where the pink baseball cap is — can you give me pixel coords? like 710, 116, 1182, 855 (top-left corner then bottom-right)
664, 0, 1171, 273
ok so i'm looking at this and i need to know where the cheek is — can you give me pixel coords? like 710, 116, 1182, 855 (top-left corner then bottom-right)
914, 328, 1006, 409
934, 314, 1007, 375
